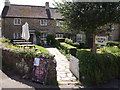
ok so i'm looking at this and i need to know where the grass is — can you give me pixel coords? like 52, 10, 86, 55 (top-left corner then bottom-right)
35, 45, 49, 53
100, 46, 120, 54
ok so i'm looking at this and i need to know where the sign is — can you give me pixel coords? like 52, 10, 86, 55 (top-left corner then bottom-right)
32, 58, 49, 84
95, 36, 108, 45
34, 58, 40, 66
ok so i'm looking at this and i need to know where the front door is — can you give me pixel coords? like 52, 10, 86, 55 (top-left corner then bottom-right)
29, 33, 36, 44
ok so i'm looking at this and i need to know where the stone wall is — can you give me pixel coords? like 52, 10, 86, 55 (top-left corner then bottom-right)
2, 48, 57, 85
2, 17, 63, 39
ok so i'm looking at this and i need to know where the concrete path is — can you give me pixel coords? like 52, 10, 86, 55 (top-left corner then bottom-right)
46, 48, 79, 85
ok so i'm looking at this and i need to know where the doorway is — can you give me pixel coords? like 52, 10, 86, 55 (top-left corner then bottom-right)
29, 33, 36, 44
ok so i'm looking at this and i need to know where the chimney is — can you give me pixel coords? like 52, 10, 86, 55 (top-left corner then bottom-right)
45, 2, 49, 9
5, 0, 10, 6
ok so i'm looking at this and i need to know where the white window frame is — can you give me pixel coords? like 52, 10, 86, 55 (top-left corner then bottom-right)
55, 34, 63, 38
56, 21, 63, 26
13, 33, 21, 39
14, 18, 21, 25
40, 19, 47, 26
76, 34, 82, 42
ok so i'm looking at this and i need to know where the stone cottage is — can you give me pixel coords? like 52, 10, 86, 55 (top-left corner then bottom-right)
1, 0, 65, 44
1, 0, 120, 44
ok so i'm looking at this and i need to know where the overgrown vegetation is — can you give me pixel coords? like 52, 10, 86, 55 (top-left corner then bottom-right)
76, 50, 120, 85
0, 38, 54, 59
107, 41, 120, 47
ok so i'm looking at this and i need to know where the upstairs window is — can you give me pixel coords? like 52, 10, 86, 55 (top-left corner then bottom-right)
14, 18, 21, 25
56, 21, 63, 26
40, 19, 47, 26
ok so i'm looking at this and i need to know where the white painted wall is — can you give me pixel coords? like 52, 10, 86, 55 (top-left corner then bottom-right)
69, 56, 79, 79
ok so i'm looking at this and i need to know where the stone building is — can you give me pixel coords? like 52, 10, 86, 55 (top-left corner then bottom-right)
1, 0, 120, 44
1, 0, 64, 44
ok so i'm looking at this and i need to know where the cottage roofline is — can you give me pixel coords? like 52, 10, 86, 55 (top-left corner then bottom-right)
1, 16, 64, 20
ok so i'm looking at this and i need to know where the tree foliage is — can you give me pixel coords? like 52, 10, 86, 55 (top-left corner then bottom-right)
55, 2, 120, 34
55, 1, 120, 52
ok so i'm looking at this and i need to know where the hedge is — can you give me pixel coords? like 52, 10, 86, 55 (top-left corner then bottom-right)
55, 38, 65, 42
107, 41, 120, 46
59, 42, 77, 56
65, 38, 85, 49
76, 50, 120, 85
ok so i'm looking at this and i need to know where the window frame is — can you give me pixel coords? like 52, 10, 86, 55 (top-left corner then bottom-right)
14, 18, 21, 25
56, 21, 63, 27
13, 33, 21, 39
76, 34, 83, 42
40, 19, 47, 26
55, 33, 64, 38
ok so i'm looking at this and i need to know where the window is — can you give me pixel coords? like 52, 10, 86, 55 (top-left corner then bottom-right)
13, 33, 21, 39
55, 34, 63, 38
40, 19, 47, 26
41, 33, 47, 41
76, 34, 82, 42
14, 18, 21, 25
56, 21, 63, 26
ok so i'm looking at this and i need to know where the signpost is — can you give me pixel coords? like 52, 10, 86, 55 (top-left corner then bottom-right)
95, 36, 108, 45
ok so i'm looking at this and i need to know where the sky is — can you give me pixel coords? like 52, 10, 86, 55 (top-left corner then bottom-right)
0, 0, 63, 15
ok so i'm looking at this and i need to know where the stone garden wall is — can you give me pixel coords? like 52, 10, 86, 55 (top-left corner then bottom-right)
1, 48, 57, 85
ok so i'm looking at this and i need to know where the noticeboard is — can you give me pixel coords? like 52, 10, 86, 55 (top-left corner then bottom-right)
32, 58, 49, 84
95, 36, 108, 45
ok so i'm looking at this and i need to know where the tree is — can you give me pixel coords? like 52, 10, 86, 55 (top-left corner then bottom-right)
55, 1, 120, 52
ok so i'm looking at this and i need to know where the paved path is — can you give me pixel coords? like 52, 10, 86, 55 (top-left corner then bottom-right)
46, 48, 79, 85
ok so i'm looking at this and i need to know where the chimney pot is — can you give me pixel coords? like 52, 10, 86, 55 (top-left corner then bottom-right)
5, 0, 10, 6
45, 2, 49, 9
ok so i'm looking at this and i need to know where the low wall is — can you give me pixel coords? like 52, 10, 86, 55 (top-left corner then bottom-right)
1, 48, 57, 85
69, 55, 79, 79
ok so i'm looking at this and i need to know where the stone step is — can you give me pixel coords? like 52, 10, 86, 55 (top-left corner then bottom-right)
59, 81, 80, 85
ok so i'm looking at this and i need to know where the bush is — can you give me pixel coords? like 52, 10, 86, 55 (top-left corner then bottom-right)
76, 50, 120, 85
0, 38, 10, 43
46, 34, 56, 46
55, 38, 65, 42
107, 41, 120, 46
59, 42, 77, 56
65, 38, 73, 45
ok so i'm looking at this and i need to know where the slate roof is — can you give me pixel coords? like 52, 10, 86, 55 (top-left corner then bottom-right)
1, 4, 63, 19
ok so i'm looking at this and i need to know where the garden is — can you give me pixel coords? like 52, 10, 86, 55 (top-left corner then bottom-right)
54, 37, 120, 85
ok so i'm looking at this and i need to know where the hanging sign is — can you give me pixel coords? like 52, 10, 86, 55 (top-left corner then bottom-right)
95, 36, 108, 45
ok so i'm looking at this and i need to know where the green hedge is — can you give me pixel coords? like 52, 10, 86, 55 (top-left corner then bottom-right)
55, 38, 65, 42
59, 42, 77, 56
65, 38, 73, 44
76, 50, 120, 85
107, 41, 120, 46
65, 38, 85, 49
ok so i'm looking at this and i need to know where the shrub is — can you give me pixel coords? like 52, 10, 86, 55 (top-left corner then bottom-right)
71, 42, 80, 47
107, 41, 120, 46
46, 34, 56, 46
76, 50, 120, 85
60, 42, 77, 56
65, 38, 73, 45
55, 38, 65, 42
0, 38, 10, 43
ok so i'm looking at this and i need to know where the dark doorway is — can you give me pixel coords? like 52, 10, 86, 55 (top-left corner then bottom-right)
29, 34, 34, 43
